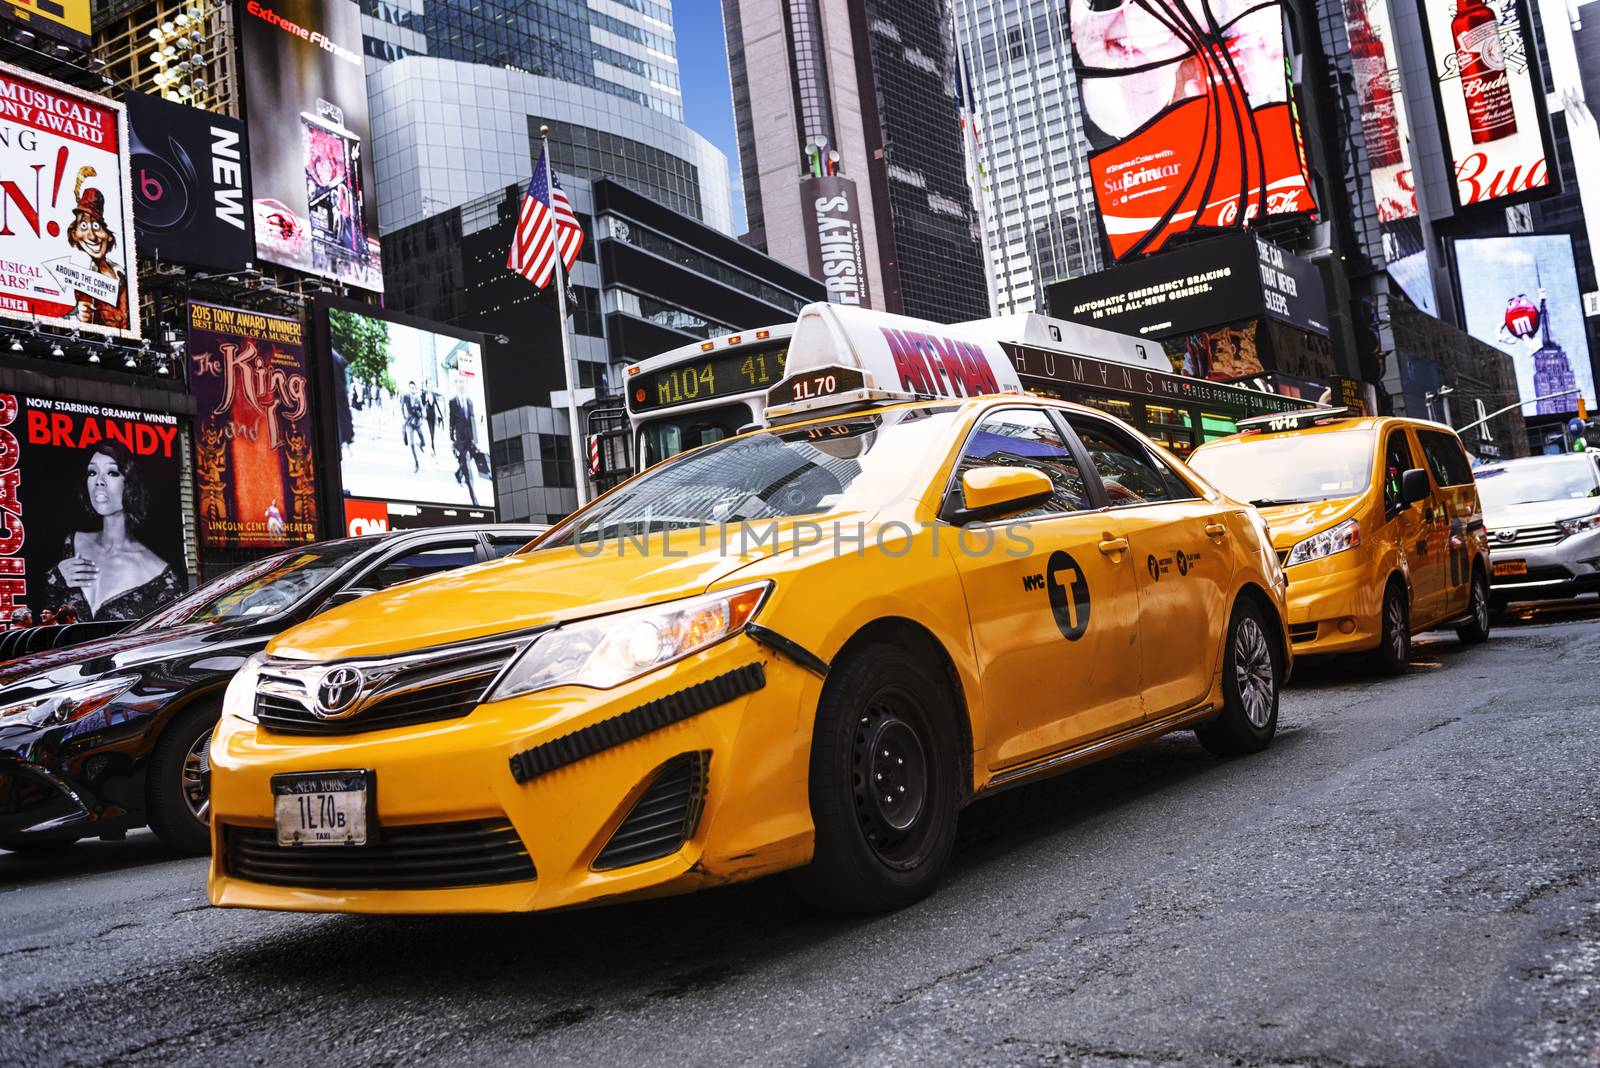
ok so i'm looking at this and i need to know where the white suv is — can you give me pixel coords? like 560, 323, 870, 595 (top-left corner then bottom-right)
1477, 453, 1600, 608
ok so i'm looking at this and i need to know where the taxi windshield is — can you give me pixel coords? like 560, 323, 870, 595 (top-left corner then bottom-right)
131, 540, 372, 632
1190, 429, 1375, 506
1475, 459, 1600, 508
542, 406, 960, 547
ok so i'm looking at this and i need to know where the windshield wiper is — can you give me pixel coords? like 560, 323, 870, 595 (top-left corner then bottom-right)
1248, 497, 1322, 507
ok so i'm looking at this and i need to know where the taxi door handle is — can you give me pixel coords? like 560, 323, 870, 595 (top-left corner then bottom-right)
1098, 535, 1129, 556
1204, 522, 1228, 539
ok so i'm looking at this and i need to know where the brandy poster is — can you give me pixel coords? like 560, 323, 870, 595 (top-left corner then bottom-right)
187, 301, 318, 548
1418, 0, 1551, 207
1068, 0, 1317, 261
0, 60, 140, 339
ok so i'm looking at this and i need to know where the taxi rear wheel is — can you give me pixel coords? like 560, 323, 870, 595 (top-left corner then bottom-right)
1195, 598, 1281, 757
793, 639, 961, 913
146, 702, 219, 856
1456, 569, 1491, 644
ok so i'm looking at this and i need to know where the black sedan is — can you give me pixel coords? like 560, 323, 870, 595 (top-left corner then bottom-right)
0, 524, 544, 855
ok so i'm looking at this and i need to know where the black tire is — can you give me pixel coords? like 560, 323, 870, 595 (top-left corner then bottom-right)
0, 838, 78, 855
1456, 569, 1492, 644
1195, 598, 1281, 757
146, 702, 219, 855
790, 638, 962, 913
1367, 582, 1411, 676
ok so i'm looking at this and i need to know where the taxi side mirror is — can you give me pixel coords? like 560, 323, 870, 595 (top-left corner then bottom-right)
946, 467, 1054, 524
315, 588, 376, 615
1400, 468, 1431, 507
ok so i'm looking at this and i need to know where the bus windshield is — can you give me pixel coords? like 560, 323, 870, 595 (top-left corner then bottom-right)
636, 402, 755, 468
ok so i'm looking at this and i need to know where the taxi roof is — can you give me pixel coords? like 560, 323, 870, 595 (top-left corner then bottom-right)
1210, 410, 1457, 445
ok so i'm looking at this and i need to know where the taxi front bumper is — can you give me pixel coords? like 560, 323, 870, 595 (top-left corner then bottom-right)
1278, 556, 1386, 656
207, 636, 819, 914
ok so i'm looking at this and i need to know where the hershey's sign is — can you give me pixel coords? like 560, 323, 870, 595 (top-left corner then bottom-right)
800, 175, 871, 308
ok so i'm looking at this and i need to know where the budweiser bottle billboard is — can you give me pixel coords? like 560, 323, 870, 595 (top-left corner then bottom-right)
1349, 0, 1403, 167
1453, 0, 1517, 142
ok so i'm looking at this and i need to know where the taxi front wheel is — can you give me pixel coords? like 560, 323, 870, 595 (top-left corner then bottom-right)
1195, 599, 1281, 757
793, 639, 961, 913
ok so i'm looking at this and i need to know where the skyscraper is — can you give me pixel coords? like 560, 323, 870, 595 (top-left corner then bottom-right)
360, 0, 733, 235
950, 0, 1103, 315
725, 0, 990, 323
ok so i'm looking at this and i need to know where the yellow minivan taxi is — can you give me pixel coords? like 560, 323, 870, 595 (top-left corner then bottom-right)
1188, 410, 1492, 672
206, 304, 1292, 917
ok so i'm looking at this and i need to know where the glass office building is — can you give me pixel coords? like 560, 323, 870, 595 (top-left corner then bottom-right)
361, 1, 733, 235
951, 0, 1103, 313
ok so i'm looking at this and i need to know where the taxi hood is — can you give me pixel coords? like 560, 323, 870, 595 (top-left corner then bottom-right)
1257, 497, 1366, 549
266, 518, 844, 661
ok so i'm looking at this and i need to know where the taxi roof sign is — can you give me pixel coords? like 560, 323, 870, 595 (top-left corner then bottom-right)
1235, 406, 1351, 432
764, 303, 1023, 422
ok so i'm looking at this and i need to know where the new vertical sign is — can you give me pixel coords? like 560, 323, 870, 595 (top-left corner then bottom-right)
800, 175, 871, 308
127, 92, 253, 270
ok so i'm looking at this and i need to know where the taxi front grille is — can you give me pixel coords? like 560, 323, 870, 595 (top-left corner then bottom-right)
1288, 623, 1319, 644
1491, 524, 1566, 549
593, 752, 710, 871
255, 650, 514, 735
223, 819, 536, 890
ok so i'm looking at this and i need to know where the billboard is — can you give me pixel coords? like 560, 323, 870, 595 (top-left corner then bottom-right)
1417, 0, 1551, 207
800, 175, 871, 307
1454, 235, 1596, 417
342, 499, 496, 537
127, 93, 253, 270
1048, 233, 1329, 340
239, 0, 382, 291
0, 1, 90, 50
1342, 0, 1417, 222
0, 61, 140, 339
1068, 0, 1317, 260
187, 302, 317, 548
0, 391, 188, 623
324, 304, 495, 514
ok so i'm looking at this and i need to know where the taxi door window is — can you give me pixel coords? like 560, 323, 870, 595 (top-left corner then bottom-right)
1066, 417, 1197, 506
954, 409, 1092, 517
1416, 429, 1473, 486
487, 534, 532, 558
1382, 429, 1415, 514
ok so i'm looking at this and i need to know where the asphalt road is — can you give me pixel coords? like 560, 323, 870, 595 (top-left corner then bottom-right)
4, 603, 1598, 1068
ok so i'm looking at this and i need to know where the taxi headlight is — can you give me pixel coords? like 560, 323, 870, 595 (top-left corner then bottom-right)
1558, 512, 1600, 536
221, 652, 264, 723
486, 582, 772, 700
1284, 518, 1361, 568
0, 676, 137, 728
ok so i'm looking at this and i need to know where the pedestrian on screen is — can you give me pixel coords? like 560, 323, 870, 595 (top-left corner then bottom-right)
449, 373, 479, 507
401, 381, 426, 472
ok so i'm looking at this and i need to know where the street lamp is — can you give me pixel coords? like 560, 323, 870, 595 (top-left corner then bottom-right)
1425, 385, 1455, 426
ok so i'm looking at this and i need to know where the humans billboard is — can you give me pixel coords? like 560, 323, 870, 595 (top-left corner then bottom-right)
323, 303, 495, 514
240, 0, 382, 291
0, 393, 187, 623
1068, 0, 1318, 260
187, 302, 317, 548
0, 61, 140, 339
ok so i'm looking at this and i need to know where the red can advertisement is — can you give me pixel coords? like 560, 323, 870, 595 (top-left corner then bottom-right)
1069, 0, 1317, 261
186, 302, 318, 548
0, 60, 140, 339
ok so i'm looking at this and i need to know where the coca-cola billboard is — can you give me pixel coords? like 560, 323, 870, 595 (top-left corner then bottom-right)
1342, 0, 1416, 222
1067, 0, 1317, 261
1418, 0, 1554, 208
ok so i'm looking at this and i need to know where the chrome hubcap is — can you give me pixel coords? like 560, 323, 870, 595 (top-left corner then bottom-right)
1474, 580, 1488, 630
182, 728, 213, 825
1233, 617, 1276, 729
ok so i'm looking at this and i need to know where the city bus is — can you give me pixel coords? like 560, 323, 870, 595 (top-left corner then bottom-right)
624, 324, 793, 468
623, 310, 1317, 472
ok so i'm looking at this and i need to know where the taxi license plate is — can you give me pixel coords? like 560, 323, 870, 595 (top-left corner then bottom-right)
272, 771, 371, 847
1492, 560, 1528, 577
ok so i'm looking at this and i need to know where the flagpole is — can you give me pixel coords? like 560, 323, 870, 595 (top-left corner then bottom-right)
542, 125, 589, 507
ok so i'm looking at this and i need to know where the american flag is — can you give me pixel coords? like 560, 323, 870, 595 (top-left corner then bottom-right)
507, 148, 584, 288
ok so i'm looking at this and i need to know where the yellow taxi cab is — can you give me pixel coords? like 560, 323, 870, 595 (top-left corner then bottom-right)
1188, 410, 1491, 673
207, 302, 1291, 916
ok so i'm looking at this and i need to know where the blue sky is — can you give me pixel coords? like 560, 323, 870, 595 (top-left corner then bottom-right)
674, 1, 746, 233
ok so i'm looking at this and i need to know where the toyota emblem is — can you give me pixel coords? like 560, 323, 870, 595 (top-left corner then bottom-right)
1495, 530, 1517, 544
314, 666, 364, 719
